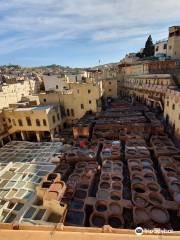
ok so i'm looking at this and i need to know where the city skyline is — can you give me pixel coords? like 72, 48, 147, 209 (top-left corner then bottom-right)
0, 0, 179, 67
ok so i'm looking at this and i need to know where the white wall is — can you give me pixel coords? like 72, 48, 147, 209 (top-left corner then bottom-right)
43, 75, 68, 91
154, 41, 167, 56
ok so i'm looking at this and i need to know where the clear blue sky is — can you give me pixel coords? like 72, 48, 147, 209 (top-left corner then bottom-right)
0, 0, 179, 67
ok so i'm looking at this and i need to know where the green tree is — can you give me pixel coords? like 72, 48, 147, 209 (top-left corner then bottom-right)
143, 35, 154, 57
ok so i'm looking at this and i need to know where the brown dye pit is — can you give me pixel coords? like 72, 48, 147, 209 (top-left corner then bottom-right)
42, 181, 51, 188
75, 190, 87, 199
101, 174, 110, 181
134, 208, 149, 223
112, 182, 122, 191
100, 181, 110, 189
95, 202, 107, 212
108, 216, 122, 228
149, 193, 163, 205
131, 177, 143, 184
147, 183, 159, 192
92, 214, 105, 227
133, 187, 145, 194
171, 182, 180, 192
112, 176, 121, 181
150, 207, 169, 224
109, 203, 122, 214
97, 190, 109, 199
144, 174, 155, 181
133, 195, 148, 207
79, 184, 89, 189
111, 192, 121, 201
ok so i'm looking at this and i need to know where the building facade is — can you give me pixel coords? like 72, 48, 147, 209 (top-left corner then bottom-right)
2, 105, 62, 142
0, 80, 40, 109
167, 26, 180, 59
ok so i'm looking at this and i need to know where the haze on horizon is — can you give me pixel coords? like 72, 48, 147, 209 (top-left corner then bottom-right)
0, 0, 180, 68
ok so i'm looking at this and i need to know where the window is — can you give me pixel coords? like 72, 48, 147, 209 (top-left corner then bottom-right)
109, 89, 112, 92
36, 119, 41, 126
81, 104, 84, 109
52, 116, 56, 123
156, 46, 159, 52
167, 101, 169, 107
179, 114, 180, 120
12, 119, 16, 126
56, 85, 58, 89
44, 98, 46, 102
43, 119, 47, 126
67, 109, 70, 116
172, 104, 175, 110
88, 89, 91, 94
8, 118, 11, 123
71, 109, 74, 117
164, 44, 167, 49
26, 117, 31, 126
57, 113, 60, 120
109, 81, 111, 85
169, 45, 172, 50
77, 89, 79, 94
18, 119, 23, 126
89, 100, 92, 104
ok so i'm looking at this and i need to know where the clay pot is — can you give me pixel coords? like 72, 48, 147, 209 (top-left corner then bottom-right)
148, 192, 164, 206
149, 206, 169, 224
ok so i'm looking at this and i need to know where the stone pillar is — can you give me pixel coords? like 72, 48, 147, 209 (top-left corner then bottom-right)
8, 135, 11, 142
50, 129, 55, 142
36, 132, 41, 142
0, 139, 4, 147
21, 131, 26, 141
